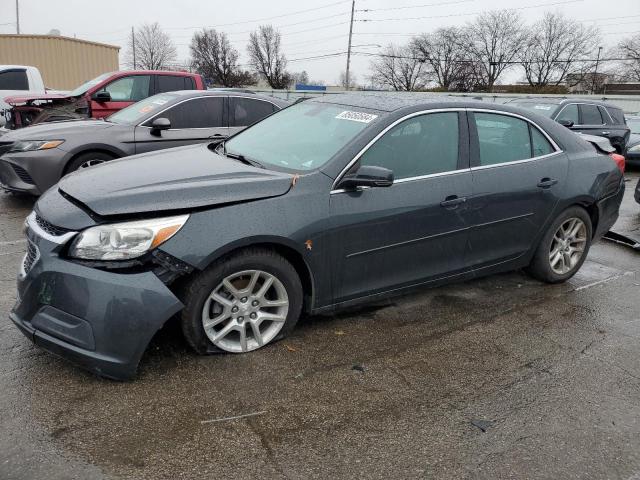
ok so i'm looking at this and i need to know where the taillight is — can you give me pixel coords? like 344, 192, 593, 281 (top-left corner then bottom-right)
609, 153, 625, 173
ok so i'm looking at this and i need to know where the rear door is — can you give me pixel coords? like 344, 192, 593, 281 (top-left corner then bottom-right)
90, 74, 152, 118
329, 110, 473, 302
228, 96, 279, 136
133, 96, 228, 154
465, 111, 568, 269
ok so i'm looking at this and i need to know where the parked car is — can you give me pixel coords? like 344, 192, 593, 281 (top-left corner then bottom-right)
509, 98, 630, 153
3, 70, 206, 130
624, 114, 640, 168
11, 94, 625, 379
0, 90, 288, 195
0, 65, 46, 128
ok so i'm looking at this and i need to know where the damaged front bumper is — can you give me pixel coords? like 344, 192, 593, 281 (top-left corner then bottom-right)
10, 213, 184, 380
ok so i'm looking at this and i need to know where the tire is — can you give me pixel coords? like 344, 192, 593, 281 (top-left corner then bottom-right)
64, 151, 115, 175
181, 248, 303, 355
526, 206, 593, 284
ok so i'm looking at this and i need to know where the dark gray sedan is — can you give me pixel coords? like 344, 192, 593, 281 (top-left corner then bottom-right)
11, 93, 625, 379
0, 90, 288, 195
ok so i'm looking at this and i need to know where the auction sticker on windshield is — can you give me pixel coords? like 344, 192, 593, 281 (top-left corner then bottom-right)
335, 111, 378, 123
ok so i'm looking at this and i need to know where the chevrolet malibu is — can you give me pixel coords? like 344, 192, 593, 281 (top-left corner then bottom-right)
11, 93, 625, 379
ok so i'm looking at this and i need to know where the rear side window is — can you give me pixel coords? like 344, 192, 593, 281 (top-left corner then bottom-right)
580, 104, 603, 125
606, 107, 625, 125
159, 97, 224, 129
0, 70, 28, 90
531, 127, 554, 157
556, 104, 579, 125
359, 112, 459, 179
157, 75, 190, 94
230, 97, 276, 127
475, 113, 531, 165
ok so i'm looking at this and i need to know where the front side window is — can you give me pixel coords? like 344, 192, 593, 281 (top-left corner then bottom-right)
556, 104, 579, 125
359, 112, 459, 179
580, 104, 604, 125
475, 113, 531, 166
230, 97, 276, 127
156, 97, 224, 129
224, 102, 375, 171
0, 70, 28, 90
102, 75, 151, 102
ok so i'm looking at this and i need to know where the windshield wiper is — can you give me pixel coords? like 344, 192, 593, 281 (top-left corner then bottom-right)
224, 151, 265, 169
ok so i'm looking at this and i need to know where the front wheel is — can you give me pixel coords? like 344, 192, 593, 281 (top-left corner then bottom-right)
526, 206, 592, 283
64, 151, 115, 175
181, 248, 303, 354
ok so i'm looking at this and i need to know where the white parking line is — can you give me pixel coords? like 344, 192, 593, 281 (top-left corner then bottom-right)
200, 411, 267, 424
0, 239, 26, 246
574, 271, 634, 291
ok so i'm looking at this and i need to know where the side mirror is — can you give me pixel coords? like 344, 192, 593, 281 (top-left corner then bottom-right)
338, 165, 394, 190
558, 118, 574, 128
150, 117, 171, 136
91, 91, 111, 102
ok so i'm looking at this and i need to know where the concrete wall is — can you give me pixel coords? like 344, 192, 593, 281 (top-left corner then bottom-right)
0, 35, 120, 90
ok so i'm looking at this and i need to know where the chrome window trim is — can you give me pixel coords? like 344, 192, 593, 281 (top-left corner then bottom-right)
25, 211, 76, 245
227, 94, 282, 128
330, 107, 563, 194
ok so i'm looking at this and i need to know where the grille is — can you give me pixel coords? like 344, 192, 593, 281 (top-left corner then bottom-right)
0, 141, 13, 156
11, 164, 35, 185
22, 241, 39, 274
35, 213, 70, 237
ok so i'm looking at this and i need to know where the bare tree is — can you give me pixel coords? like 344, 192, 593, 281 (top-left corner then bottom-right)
126, 22, 177, 70
464, 10, 527, 91
339, 70, 357, 89
617, 33, 640, 81
247, 25, 291, 89
410, 27, 469, 90
291, 71, 310, 86
520, 13, 600, 88
190, 29, 255, 87
369, 44, 429, 91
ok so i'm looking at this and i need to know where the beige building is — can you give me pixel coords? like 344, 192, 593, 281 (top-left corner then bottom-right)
0, 34, 120, 90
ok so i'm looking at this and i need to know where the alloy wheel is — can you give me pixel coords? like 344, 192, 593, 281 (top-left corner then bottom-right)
549, 217, 587, 275
201, 270, 289, 353
79, 159, 105, 169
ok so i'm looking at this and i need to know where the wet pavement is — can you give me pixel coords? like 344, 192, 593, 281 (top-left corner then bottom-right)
1, 173, 639, 480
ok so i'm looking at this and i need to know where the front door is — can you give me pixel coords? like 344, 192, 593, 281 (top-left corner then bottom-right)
134, 96, 229, 154
90, 74, 152, 118
329, 111, 473, 303
465, 111, 568, 269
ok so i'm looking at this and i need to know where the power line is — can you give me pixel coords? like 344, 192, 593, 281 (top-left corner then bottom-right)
357, 0, 473, 13
358, 0, 583, 22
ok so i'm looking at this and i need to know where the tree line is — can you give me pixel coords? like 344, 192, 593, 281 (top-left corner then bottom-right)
125, 10, 640, 92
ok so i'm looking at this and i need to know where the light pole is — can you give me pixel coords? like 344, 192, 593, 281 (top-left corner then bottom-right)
345, 0, 355, 91
15, 0, 20, 34
592, 46, 603, 95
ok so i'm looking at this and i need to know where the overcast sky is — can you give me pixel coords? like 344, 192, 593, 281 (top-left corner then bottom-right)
2, 0, 639, 86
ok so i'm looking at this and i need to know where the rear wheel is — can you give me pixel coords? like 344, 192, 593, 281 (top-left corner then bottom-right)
64, 151, 115, 175
527, 206, 592, 283
181, 248, 303, 354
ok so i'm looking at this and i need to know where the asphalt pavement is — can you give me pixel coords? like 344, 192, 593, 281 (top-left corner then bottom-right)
0, 173, 639, 480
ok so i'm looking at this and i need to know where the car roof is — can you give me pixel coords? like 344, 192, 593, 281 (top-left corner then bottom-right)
160, 89, 290, 106
308, 92, 476, 112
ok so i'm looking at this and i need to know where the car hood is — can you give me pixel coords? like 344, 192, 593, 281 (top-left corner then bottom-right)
4, 93, 72, 105
58, 143, 294, 217
0, 119, 115, 141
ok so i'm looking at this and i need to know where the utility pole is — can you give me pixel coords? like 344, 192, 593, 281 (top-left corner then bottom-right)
15, 0, 20, 34
131, 26, 136, 69
345, 0, 355, 91
592, 46, 603, 95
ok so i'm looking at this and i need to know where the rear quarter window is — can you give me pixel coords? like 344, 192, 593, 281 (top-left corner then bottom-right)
606, 107, 625, 125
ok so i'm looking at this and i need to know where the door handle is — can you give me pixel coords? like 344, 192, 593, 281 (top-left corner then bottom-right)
537, 178, 558, 188
601, 131, 610, 135
440, 195, 466, 208
209, 133, 225, 138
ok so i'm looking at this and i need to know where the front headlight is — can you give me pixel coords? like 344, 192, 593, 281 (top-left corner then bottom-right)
9, 140, 65, 152
68, 214, 189, 261
628, 143, 640, 153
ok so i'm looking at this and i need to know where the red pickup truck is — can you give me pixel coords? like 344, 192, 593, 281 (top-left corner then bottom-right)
3, 70, 206, 129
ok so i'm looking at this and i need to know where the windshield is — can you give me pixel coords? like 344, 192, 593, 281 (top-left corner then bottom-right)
107, 93, 177, 125
223, 102, 378, 171
69, 72, 112, 97
627, 118, 640, 134
512, 102, 557, 118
